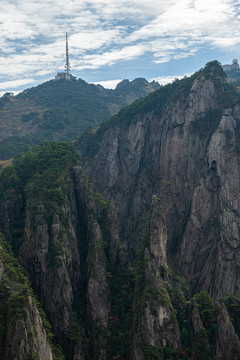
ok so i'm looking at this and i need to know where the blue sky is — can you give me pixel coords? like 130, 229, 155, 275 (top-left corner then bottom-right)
1, 0, 240, 95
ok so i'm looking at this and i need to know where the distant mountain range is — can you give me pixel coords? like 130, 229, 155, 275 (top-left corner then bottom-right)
0, 77, 160, 160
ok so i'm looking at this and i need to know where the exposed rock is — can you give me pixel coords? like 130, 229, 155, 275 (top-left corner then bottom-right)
19, 198, 81, 346
0, 232, 53, 360
1, 198, 24, 242
216, 303, 240, 360
77, 61, 240, 299
190, 301, 211, 360
132, 196, 181, 359
74, 166, 111, 359
179, 108, 240, 297
6, 296, 53, 360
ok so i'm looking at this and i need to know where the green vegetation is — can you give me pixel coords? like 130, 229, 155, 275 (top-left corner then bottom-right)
190, 109, 222, 140
142, 343, 163, 359
67, 321, 84, 343
0, 142, 78, 358
0, 141, 79, 209
0, 132, 51, 161
222, 295, 240, 338
0, 232, 55, 358
90, 191, 134, 359
77, 61, 239, 160
107, 265, 134, 359
52, 344, 65, 360
0, 141, 79, 257
18, 79, 111, 134
0, 77, 158, 160
0, 79, 111, 160
22, 111, 40, 123
0, 92, 13, 109
167, 271, 220, 360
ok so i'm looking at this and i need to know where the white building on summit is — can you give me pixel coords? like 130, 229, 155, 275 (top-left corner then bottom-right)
55, 33, 76, 81
222, 59, 240, 72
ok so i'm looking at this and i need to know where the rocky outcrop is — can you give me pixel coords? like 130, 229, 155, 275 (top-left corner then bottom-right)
0, 232, 53, 360
216, 303, 240, 360
5, 296, 53, 360
77, 61, 240, 299
19, 197, 81, 351
74, 166, 111, 359
179, 106, 240, 298
1, 198, 24, 244
132, 195, 181, 358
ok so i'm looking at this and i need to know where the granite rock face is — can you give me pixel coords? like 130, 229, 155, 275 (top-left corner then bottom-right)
5, 296, 53, 360
19, 199, 81, 345
216, 303, 240, 360
0, 233, 53, 360
78, 61, 240, 299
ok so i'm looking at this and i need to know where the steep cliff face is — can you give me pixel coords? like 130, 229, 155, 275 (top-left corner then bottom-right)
0, 232, 53, 360
178, 107, 240, 297
19, 200, 81, 350
0, 143, 133, 359
77, 61, 240, 299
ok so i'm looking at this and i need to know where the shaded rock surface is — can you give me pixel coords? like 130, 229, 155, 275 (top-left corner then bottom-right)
77, 61, 240, 299
216, 303, 240, 360
5, 296, 53, 360
0, 232, 53, 360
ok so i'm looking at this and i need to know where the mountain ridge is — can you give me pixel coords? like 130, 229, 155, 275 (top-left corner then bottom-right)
0, 77, 160, 161
76, 61, 240, 298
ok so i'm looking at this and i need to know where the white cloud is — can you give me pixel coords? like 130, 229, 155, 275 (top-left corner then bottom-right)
0, 0, 240, 92
0, 91, 20, 97
79, 44, 148, 68
0, 78, 36, 90
92, 73, 193, 89
150, 74, 192, 85
91, 79, 122, 89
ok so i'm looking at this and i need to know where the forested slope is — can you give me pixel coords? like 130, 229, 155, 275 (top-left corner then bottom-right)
0, 77, 159, 160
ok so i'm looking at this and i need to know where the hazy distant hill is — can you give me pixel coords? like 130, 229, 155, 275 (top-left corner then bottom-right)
0, 77, 159, 160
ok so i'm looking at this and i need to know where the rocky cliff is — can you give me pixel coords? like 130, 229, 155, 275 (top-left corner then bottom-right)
77, 61, 240, 299
1, 62, 240, 359
0, 232, 53, 360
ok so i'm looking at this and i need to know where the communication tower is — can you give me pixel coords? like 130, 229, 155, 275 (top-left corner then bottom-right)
65, 33, 71, 74
55, 33, 76, 81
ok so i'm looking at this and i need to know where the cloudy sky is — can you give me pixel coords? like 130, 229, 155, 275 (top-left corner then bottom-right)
1, 0, 240, 94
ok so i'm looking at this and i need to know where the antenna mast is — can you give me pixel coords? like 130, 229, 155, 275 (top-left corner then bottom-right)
65, 33, 71, 74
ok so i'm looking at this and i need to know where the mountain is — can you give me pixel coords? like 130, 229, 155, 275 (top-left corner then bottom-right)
0, 77, 159, 160
76, 61, 240, 299
221, 59, 240, 87
1, 61, 240, 359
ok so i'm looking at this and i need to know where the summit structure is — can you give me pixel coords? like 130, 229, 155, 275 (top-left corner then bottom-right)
221, 58, 240, 83
222, 58, 240, 72
55, 33, 76, 81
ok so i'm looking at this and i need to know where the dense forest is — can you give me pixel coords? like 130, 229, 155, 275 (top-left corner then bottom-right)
0, 77, 159, 161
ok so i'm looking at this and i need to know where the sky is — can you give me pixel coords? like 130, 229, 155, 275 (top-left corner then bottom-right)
1, 0, 240, 95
